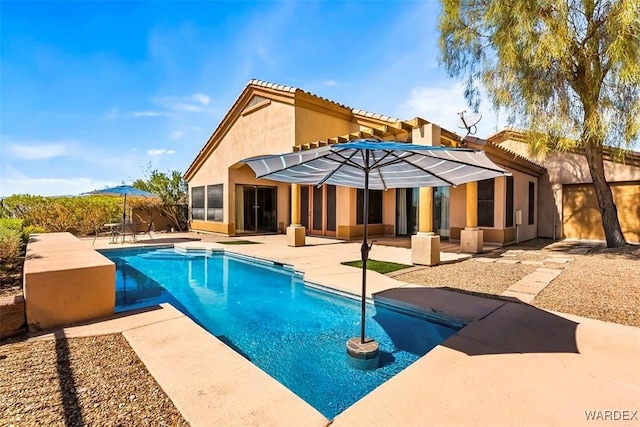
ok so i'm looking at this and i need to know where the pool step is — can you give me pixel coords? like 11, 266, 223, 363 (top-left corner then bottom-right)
138, 249, 201, 260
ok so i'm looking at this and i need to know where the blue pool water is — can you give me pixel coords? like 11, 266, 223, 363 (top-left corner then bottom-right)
102, 247, 458, 419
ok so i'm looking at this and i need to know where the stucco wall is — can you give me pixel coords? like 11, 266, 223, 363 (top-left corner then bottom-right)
449, 185, 466, 231
24, 233, 115, 331
189, 100, 295, 234
563, 182, 640, 243
510, 168, 538, 242
496, 138, 640, 241
294, 101, 359, 145
448, 170, 538, 244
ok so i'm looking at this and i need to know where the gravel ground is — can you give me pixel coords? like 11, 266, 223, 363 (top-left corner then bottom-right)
0, 334, 188, 426
394, 238, 640, 327
395, 261, 538, 298
533, 243, 640, 327
1, 237, 637, 425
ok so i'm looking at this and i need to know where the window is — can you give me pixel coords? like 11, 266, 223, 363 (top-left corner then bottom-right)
191, 186, 205, 220
356, 189, 383, 224
528, 182, 535, 225
477, 179, 495, 227
207, 184, 223, 221
505, 176, 514, 227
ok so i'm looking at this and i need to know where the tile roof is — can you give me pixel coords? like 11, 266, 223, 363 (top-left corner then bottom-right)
185, 79, 546, 178
248, 79, 401, 123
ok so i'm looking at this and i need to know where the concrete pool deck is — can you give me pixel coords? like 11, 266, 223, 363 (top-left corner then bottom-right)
37, 233, 640, 425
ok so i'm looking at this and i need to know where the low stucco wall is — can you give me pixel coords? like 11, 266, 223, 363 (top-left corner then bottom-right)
24, 233, 115, 331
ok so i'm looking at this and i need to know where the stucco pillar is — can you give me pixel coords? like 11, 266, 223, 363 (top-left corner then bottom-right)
410, 124, 441, 265
287, 183, 305, 247
460, 181, 483, 253
412, 187, 440, 266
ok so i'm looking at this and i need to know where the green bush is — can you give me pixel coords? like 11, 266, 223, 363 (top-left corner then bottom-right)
0, 218, 24, 262
22, 225, 46, 243
1, 194, 122, 236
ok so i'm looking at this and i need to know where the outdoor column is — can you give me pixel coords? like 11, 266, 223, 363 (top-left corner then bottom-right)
460, 181, 484, 253
410, 124, 441, 266
411, 187, 440, 266
286, 183, 305, 247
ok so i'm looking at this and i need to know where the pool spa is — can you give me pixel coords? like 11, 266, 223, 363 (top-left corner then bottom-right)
102, 247, 459, 419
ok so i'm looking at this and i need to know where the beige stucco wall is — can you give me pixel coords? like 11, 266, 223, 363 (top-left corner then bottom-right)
563, 183, 640, 243
497, 138, 640, 240
448, 169, 538, 244
449, 185, 467, 231
294, 99, 359, 145
24, 233, 115, 331
512, 169, 538, 242
336, 186, 353, 232
189, 100, 296, 234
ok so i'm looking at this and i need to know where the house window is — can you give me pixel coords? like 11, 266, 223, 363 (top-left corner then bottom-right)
477, 179, 495, 227
356, 189, 383, 224
207, 184, 223, 221
191, 186, 205, 220
505, 176, 514, 227
528, 182, 535, 225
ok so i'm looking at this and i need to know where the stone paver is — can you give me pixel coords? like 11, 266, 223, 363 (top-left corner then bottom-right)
500, 290, 536, 303
496, 259, 520, 264
500, 250, 524, 257
473, 257, 498, 263
522, 260, 544, 266
544, 257, 574, 263
508, 283, 548, 295
501, 267, 564, 300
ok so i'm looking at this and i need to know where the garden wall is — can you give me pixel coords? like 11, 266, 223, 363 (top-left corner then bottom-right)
23, 233, 115, 331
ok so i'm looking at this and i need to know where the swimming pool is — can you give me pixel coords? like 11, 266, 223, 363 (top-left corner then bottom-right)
102, 247, 459, 419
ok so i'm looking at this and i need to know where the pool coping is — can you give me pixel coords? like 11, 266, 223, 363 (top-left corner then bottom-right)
35, 239, 640, 426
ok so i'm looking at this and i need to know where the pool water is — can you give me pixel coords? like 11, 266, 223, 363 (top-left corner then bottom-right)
102, 247, 458, 419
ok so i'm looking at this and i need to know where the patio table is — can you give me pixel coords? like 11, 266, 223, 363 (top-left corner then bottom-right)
105, 222, 139, 244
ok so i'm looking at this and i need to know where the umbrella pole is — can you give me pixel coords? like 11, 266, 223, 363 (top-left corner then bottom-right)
360, 169, 369, 344
122, 194, 127, 244
346, 149, 379, 370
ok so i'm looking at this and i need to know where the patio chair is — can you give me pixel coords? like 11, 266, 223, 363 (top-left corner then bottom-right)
92, 224, 116, 244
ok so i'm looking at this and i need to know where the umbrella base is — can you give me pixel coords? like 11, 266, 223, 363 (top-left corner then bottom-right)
346, 337, 379, 370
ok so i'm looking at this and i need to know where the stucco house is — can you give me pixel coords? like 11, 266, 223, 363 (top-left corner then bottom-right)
491, 130, 640, 243
183, 79, 639, 257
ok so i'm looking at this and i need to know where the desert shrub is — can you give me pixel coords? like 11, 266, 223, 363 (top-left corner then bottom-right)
1, 194, 122, 236
0, 218, 24, 262
22, 225, 46, 243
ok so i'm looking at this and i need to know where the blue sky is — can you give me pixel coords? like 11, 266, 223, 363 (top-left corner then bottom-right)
1, 0, 506, 197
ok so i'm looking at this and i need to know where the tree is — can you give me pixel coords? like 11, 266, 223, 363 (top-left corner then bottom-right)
439, 0, 639, 247
133, 168, 188, 231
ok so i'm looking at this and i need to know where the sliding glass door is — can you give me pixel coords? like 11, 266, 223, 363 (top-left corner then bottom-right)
235, 185, 277, 233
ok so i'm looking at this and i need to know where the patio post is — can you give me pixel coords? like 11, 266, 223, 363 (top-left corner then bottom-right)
286, 183, 306, 247
411, 187, 441, 265
411, 123, 441, 266
461, 181, 484, 253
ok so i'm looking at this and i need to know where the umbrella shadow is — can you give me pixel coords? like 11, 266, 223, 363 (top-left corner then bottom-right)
372, 287, 580, 356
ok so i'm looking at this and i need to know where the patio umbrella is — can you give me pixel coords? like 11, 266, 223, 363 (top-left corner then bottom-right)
83, 185, 159, 223
241, 139, 511, 345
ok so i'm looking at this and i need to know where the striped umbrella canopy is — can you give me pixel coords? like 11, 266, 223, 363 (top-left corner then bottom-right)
241, 139, 511, 344
242, 139, 509, 190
